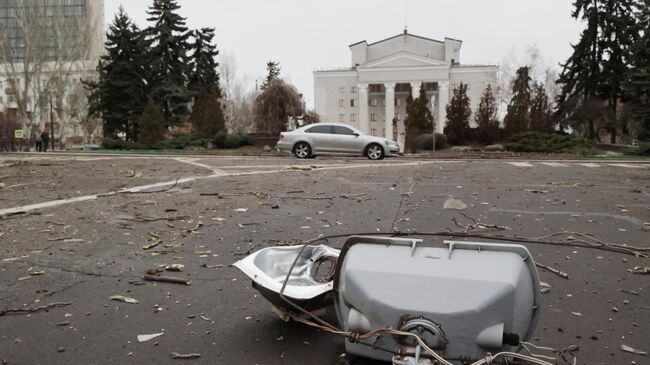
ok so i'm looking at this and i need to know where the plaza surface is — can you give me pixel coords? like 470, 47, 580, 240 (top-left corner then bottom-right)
0, 154, 648, 364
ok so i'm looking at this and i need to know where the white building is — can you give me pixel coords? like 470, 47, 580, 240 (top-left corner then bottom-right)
0, 0, 105, 146
314, 31, 498, 146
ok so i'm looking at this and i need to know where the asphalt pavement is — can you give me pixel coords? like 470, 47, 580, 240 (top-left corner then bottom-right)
0, 154, 648, 365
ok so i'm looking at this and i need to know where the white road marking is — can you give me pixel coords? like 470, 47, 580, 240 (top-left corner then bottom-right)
173, 158, 228, 175
509, 162, 534, 167
0, 160, 433, 216
608, 163, 646, 169
540, 162, 569, 167
578, 163, 601, 168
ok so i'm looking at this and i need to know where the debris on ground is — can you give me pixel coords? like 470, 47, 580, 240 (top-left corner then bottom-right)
443, 198, 467, 210
233, 208, 248, 213
283, 165, 318, 171
629, 266, 650, 274
170, 352, 201, 359
524, 189, 552, 194
143, 232, 163, 250
120, 170, 136, 177
137, 333, 164, 343
540, 282, 551, 294
0, 302, 71, 317
144, 269, 191, 286
160, 264, 185, 272
621, 344, 648, 356
536, 263, 570, 279
110, 295, 140, 304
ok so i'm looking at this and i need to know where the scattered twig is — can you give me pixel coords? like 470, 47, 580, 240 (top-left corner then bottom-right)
143, 239, 162, 251
0, 302, 70, 317
170, 352, 201, 359
536, 263, 570, 279
144, 269, 191, 286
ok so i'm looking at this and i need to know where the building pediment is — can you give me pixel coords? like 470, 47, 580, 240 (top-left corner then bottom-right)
360, 52, 449, 69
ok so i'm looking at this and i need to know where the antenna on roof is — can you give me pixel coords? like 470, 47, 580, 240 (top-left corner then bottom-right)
403, 0, 408, 36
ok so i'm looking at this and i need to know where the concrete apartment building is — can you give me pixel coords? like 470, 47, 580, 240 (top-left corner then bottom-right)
0, 0, 104, 146
314, 31, 498, 147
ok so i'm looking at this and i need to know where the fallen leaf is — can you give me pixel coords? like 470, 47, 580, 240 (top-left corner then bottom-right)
110, 295, 140, 304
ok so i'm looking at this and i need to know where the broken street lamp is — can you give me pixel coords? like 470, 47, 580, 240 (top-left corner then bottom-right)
234, 237, 542, 365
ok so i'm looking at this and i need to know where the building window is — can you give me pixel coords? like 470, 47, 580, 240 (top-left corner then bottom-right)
369, 84, 384, 93
8, 95, 16, 103
339, 87, 345, 94
350, 114, 357, 122
396, 98, 401, 106
339, 114, 345, 122
370, 113, 377, 121
351, 86, 357, 93
350, 99, 356, 107
370, 99, 377, 107
371, 129, 376, 136
339, 99, 345, 108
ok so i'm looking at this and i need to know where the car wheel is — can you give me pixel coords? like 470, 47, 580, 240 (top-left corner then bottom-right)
293, 142, 312, 159
366, 143, 384, 160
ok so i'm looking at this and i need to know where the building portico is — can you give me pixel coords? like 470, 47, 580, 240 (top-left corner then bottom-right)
314, 31, 498, 148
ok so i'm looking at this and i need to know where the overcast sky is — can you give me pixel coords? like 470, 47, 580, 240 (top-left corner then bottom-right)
104, 0, 583, 108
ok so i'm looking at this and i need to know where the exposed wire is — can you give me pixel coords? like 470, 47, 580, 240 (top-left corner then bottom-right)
274, 230, 618, 364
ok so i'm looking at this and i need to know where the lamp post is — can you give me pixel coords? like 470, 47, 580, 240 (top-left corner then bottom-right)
50, 93, 54, 151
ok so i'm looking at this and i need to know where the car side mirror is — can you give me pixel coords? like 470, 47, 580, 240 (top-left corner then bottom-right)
353, 133, 360, 137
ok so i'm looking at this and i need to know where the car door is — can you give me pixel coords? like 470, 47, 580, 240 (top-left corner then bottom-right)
305, 125, 336, 153
333, 126, 363, 154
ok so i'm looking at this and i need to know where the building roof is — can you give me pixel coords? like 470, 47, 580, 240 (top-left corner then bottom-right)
349, 31, 461, 48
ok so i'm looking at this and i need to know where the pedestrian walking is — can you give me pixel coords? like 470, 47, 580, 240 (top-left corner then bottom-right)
41, 129, 50, 152
35, 129, 42, 152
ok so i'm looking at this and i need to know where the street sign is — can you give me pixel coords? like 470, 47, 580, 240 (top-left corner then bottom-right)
14, 129, 24, 139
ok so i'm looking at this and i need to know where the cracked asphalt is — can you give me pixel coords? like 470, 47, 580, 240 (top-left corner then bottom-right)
0, 154, 649, 365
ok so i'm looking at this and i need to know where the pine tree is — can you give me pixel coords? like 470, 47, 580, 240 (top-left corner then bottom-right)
625, 0, 650, 139
145, 0, 192, 127
85, 7, 147, 141
188, 28, 222, 98
557, 0, 639, 142
191, 87, 226, 138
475, 84, 500, 144
444, 82, 472, 144
530, 82, 555, 132
505, 67, 532, 134
404, 85, 434, 152
260, 61, 281, 91
139, 98, 166, 148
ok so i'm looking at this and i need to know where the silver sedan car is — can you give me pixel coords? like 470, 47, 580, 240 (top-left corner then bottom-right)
276, 123, 400, 160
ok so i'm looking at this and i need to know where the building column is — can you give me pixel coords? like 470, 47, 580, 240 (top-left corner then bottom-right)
358, 83, 369, 134
384, 82, 395, 139
437, 81, 449, 134
410, 82, 421, 98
